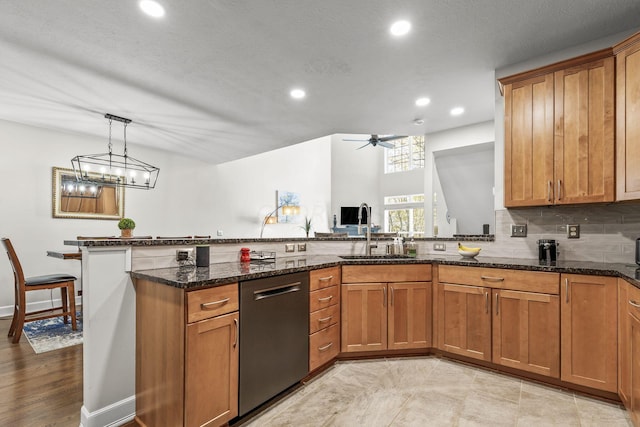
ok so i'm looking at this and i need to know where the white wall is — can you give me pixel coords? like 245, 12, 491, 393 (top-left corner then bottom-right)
331, 134, 384, 227
0, 119, 212, 313
204, 135, 332, 238
425, 121, 495, 235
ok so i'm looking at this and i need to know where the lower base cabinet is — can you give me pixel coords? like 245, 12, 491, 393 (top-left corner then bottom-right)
560, 274, 617, 392
135, 279, 239, 427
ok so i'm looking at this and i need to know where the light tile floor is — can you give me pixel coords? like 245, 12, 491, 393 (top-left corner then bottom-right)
243, 356, 632, 427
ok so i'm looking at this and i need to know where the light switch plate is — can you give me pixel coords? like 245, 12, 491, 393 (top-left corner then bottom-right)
511, 224, 527, 237
433, 242, 446, 251
567, 224, 580, 239
285, 244, 295, 253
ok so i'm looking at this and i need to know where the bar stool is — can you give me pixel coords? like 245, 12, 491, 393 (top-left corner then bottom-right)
1, 238, 77, 343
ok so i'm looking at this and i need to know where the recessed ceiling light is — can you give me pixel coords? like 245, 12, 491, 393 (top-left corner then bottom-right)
450, 107, 465, 116
390, 20, 411, 37
290, 88, 306, 99
415, 97, 431, 107
139, 0, 165, 18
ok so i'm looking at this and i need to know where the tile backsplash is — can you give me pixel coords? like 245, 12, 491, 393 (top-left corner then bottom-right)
494, 204, 640, 264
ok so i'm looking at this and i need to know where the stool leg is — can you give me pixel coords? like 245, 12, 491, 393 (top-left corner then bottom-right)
61, 288, 69, 324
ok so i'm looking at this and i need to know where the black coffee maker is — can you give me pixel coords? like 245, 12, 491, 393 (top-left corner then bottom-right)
538, 239, 559, 264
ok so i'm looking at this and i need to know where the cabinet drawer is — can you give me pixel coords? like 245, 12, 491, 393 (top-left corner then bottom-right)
310, 304, 340, 334
342, 264, 431, 283
310, 266, 341, 291
309, 323, 340, 372
187, 283, 239, 323
438, 265, 559, 294
310, 285, 340, 312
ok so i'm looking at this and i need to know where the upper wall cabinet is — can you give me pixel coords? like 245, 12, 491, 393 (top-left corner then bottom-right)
615, 32, 640, 201
500, 50, 615, 207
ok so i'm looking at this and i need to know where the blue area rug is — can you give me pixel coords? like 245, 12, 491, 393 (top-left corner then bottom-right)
22, 313, 83, 354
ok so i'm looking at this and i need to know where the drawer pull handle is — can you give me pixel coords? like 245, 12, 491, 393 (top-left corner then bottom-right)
318, 276, 334, 282
318, 316, 332, 323
547, 181, 552, 202
201, 297, 230, 309
630, 300, 640, 308
557, 180, 562, 200
565, 278, 569, 303
495, 293, 499, 315
318, 295, 333, 302
318, 342, 333, 352
481, 276, 504, 282
485, 292, 489, 314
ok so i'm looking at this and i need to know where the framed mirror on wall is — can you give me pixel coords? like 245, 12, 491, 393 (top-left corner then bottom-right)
52, 167, 124, 220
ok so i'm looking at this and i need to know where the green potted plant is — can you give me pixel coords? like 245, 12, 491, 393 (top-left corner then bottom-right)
300, 217, 312, 238
118, 218, 136, 238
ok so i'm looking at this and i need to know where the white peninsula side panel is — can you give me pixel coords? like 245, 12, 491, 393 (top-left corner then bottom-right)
80, 246, 135, 427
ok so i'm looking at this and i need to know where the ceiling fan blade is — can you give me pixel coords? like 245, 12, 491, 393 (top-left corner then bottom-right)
343, 138, 368, 142
378, 135, 408, 142
356, 142, 371, 150
378, 141, 395, 149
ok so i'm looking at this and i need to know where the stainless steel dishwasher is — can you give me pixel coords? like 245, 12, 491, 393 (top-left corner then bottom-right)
239, 272, 309, 416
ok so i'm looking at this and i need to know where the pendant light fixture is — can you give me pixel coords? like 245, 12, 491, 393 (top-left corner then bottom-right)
71, 113, 160, 189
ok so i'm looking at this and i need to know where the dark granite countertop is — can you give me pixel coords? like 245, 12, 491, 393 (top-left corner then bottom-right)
130, 253, 640, 290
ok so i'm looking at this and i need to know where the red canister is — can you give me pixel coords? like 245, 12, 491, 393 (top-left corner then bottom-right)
240, 247, 251, 263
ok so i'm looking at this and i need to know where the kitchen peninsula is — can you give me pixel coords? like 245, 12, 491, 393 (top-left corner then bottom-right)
68, 237, 640, 427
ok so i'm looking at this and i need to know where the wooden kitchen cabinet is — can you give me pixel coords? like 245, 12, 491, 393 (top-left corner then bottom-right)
341, 265, 432, 353
185, 312, 238, 427
309, 267, 341, 371
135, 280, 239, 427
619, 279, 631, 409
560, 274, 617, 392
629, 283, 640, 426
437, 283, 492, 361
615, 32, 640, 201
437, 265, 559, 374
492, 289, 559, 377
501, 50, 615, 207
503, 73, 555, 207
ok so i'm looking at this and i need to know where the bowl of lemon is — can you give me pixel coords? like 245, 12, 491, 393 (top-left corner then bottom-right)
458, 242, 481, 258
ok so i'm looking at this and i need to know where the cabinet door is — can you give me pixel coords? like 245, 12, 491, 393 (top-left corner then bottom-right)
185, 312, 239, 427
619, 280, 631, 408
492, 289, 559, 377
554, 57, 615, 204
630, 298, 640, 426
504, 73, 555, 207
560, 274, 617, 392
616, 35, 640, 201
437, 283, 491, 361
341, 283, 387, 352
388, 282, 432, 350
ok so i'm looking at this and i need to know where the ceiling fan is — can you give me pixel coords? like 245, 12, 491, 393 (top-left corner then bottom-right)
343, 134, 408, 150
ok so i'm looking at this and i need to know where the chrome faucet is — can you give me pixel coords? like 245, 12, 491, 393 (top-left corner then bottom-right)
358, 202, 377, 255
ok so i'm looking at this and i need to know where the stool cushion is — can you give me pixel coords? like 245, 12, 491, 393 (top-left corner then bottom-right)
25, 274, 77, 286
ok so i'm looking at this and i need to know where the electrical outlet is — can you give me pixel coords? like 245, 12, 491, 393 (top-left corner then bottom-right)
511, 224, 527, 237
567, 224, 580, 239
285, 244, 295, 253
297, 243, 307, 252
433, 242, 446, 251
216, 230, 223, 237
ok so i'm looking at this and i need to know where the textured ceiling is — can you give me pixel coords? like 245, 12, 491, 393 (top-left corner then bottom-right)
1, 1, 639, 163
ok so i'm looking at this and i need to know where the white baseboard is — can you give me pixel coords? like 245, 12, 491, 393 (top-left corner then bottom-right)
0, 296, 82, 318
80, 395, 135, 427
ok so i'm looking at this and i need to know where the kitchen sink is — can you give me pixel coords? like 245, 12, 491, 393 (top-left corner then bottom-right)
339, 254, 413, 260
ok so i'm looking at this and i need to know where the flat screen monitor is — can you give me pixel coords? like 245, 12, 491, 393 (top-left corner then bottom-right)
341, 206, 368, 225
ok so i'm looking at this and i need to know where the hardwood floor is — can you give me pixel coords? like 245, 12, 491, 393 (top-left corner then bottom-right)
0, 317, 82, 426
